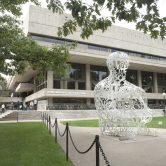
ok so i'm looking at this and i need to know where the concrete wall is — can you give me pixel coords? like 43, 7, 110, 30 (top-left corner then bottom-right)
28, 5, 166, 58
25, 88, 166, 103
34, 39, 166, 73
0, 97, 22, 103
25, 88, 94, 102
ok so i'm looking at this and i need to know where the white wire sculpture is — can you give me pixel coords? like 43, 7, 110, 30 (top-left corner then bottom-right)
94, 52, 156, 140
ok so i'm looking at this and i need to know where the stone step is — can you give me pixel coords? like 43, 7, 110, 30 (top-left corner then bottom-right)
0, 112, 18, 121
0, 111, 42, 121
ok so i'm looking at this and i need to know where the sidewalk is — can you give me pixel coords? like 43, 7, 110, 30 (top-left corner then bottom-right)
51, 121, 166, 166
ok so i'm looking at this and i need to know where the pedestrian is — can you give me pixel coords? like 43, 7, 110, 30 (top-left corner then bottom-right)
19, 104, 23, 111
1, 104, 5, 113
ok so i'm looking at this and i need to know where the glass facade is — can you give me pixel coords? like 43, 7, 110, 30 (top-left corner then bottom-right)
90, 65, 108, 90
126, 69, 138, 85
53, 79, 60, 89
53, 63, 86, 90
88, 45, 109, 52
31, 35, 66, 45
31, 34, 166, 63
35, 72, 47, 92
157, 73, 166, 93
141, 71, 154, 93
67, 63, 85, 90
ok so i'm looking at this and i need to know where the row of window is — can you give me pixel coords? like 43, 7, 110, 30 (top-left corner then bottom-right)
53, 63, 166, 93
31, 35, 166, 62
26, 62, 166, 93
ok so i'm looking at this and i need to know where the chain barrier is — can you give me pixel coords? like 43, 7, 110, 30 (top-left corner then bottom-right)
68, 128, 96, 154
99, 143, 111, 166
42, 113, 111, 166
57, 124, 67, 137
50, 118, 56, 128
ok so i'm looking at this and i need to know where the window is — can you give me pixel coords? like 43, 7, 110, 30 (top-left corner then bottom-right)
78, 82, 85, 90
35, 72, 47, 92
142, 71, 154, 93
88, 45, 109, 52
157, 73, 166, 93
90, 65, 108, 90
67, 81, 75, 89
53, 63, 86, 90
69, 63, 85, 80
53, 80, 60, 89
126, 69, 138, 85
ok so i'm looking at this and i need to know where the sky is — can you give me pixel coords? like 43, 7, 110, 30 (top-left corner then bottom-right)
21, 0, 166, 31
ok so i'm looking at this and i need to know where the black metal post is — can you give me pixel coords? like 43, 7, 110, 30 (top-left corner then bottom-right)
45, 114, 47, 125
47, 114, 49, 128
55, 118, 57, 143
66, 123, 69, 161
95, 135, 100, 166
41, 112, 44, 122
164, 96, 166, 115
49, 116, 51, 134
44, 113, 46, 123
17, 111, 18, 123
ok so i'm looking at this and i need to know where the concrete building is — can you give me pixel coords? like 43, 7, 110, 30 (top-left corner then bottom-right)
8, 5, 166, 110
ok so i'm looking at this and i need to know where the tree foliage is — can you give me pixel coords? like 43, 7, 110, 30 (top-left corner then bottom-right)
0, 75, 7, 90
0, 0, 71, 76
1, 0, 165, 77
48, 0, 166, 39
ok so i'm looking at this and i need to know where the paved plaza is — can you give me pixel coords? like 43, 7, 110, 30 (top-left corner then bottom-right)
51, 121, 166, 166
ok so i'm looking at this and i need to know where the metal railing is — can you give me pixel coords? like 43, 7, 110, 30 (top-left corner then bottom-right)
42, 113, 111, 166
47, 103, 96, 110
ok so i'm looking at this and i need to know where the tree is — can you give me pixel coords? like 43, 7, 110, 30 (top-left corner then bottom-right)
0, 0, 71, 77
48, 0, 166, 39
0, 75, 7, 90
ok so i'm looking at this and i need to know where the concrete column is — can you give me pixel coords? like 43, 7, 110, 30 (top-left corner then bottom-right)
137, 70, 142, 88
86, 64, 91, 90
47, 71, 53, 88
86, 98, 91, 105
64, 81, 67, 89
60, 81, 64, 89
153, 72, 158, 93
75, 81, 78, 90
47, 98, 53, 108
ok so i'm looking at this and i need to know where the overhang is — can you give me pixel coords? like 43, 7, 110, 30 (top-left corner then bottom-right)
15, 83, 35, 92
8, 68, 36, 90
25, 89, 94, 102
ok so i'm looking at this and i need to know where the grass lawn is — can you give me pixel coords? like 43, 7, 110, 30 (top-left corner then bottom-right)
61, 117, 166, 129
0, 122, 73, 166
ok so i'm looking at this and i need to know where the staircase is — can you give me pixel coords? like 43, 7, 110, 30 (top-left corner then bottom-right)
18, 111, 42, 120
0, 111, 42, 121
0, 111, 18, 121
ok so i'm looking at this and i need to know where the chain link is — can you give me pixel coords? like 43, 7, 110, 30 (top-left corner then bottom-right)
57, 124, 67, 137
99, 143, 111, 166
68, 128, 96, 154
50, 119, 56, 128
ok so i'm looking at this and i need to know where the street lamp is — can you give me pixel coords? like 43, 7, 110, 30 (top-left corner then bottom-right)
162, 93, 166, 116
